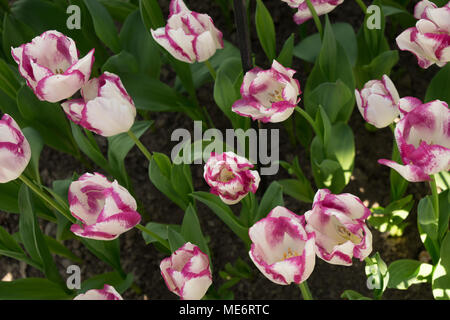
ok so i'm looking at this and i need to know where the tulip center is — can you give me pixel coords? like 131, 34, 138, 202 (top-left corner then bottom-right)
219, 168, 235, 182
268, 89, 284, 104
283, 247, 300, 260
54, 68, 65, 74
336, 225, 362, 245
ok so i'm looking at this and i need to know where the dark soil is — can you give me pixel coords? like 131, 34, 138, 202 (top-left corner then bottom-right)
0, 0, 437, 300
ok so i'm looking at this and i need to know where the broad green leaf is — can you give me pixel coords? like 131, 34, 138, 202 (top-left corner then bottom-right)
432, 232, 450, 300
0, 278, 73, 300
139, 0, 165, 30
278, 179, 314, 203
181, 204, 210, 258
390, 138, 409, 201
255, 0, 276, 61
80, 271, 134, 295
44, 235, 82, 264
102, 50, 140, 75
168, 227, 186, 253
425, 63, 450, 104
0, 58, 21, 99
22, 127, 43, 183
277, 34, 295, 67
80, 238, 124, 275
387, 259, 433, 290
99, 0, 137, 22
2, 13, 35, 63
365, 252, 389, 300
438, 190, 450, 242
418, 196, 439, 243
255, 181, 284, 222
341, 290, 372, 300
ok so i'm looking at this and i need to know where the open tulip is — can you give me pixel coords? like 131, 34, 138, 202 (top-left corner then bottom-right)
396, 1, 450, 69
379, 100, 450, 182
11, 30, 94, 103
160, 242, 212, 300
0, 114, 31, 183
73, 284, 123, 300
249, 206, 316, 285
232, 60, 301, 123
304, 189, 372, 266
68, 173, 141, 240
355, 75, 400, 128
204, 152, 260, 205
281, 0, 344, 25
61, 72, 136, 137
151, 0, 223, 63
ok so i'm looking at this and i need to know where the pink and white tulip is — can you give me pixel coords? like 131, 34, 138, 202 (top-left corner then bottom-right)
396, 1, 450, 69
249, 206, 316, 285
11, 30, 94, 103
73, 284, 123, 300
68, 173, 141, 240
151, 0, 223, 63
0, 114, 31, 183
281, 0, 344, 25
61, 72, 136, 137
355, 75, 400, 128
204, 152, 260, 205
232, 60, 301, 123
304, 189, 372, 266
160, 242, 212, 300
379, 100, 450, 182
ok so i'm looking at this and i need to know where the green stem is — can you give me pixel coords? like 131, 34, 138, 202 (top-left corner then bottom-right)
204, 60, 216, 80
127, 130, 152, 162
305, 0, 323, 37
298, 281, 314, 300
135, 224, 171, 251
429, 175, 439, 220
18, 175, 76, 224
355, 0, 368, 13
294, 106, 320, 137
389, 123, 396, 134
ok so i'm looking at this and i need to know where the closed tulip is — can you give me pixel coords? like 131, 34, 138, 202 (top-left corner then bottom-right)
249, 206, 316, 285
73, 285, 123, 300
379, 100, 450, 182
61, 72, 136, 137
355, 75, 400, 128
232, 60, 301, 123
396, 1, 450, 69
68, 173, 141, 240
204, 152, 260, 205
11, 30, 94, 103
304, 189, 372, 266
0, 114, 31, 183
160, 242, 212, 300
151, 0, 223, 63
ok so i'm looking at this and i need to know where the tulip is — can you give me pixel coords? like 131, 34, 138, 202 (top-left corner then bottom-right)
355, 75, 400, 128
0, 114, 31, 183
232, 60, 301, 123
304, 189, 372, 266
379, 100, 450, 182
396, 1, 450, 69
398, 96, 422, 117
61, 72, 136, 137
68, 173, 141, 240
281, 0, 344, 25
73, 284, 123, 300
248, 206, 316, 285
160, 242, 212, 300
204, 152, 260, 205
11, 30, 94, 103
151, 0, 223, 63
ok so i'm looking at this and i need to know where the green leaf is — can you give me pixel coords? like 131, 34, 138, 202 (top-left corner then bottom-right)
255, 181, 284, 222
0, 58, 21, 99
80, 271, 134, 295
181, 204, 210, 258
0, 225, 41, 269
365, 252, 389, 300
18, 185, 64, 286
418, 196, 439, 243
425, 63, 450, 104
191, 191, 250, 245
102, 50, 140, 75
387, 259, 433, 290
0, 278, 73, 300
99, 0, 137, 22
278, 179, 314, 203
84, 0, 122, 53
390, 138, 409, 201
438, 190, 450, 242
341, 290, 372, 300
168, 227, 186, 252
435, 171, 450, 191
80, 238, 124, 275
432, 232, 450, 300
277, 34, 295, 67
139, 0, 165, 30
44, 235, 82, 264
255, 0, 276, 61
171, 163, 194, 206
2, 13, 34, 63
21, 127, 43, 183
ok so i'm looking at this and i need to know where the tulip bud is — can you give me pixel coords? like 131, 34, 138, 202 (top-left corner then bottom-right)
62, 72, 136, 137
396, 1, 450, 69
249, 206, 316, 285
151, 0, 223, 63
73, 284, 123, 300
160, 242, 212, 300
0, 114, 31, 183
204, 152, 260, 205
280, 0, 344, 25
379, 100, 450, 182
304, 189, 373, 266
11, 30, 94, 103
68, 173, 141, 240
232, 60, 301, 123
355, 75, 400, 128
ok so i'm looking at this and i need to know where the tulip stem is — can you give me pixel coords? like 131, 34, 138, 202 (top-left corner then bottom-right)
298, 281, 314, 300
18, 174, 76, 224
429, 175, 440, 220
305, 0, 323, 38
294, 107, 320, 137
127, 130, 152, 162
204, 60, 216, 80
135, 224, 171, 251
355, 0, 368, 13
